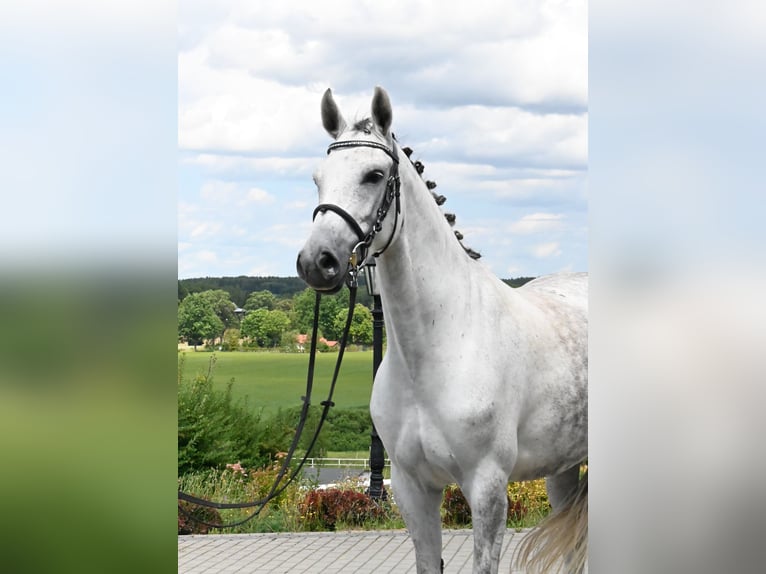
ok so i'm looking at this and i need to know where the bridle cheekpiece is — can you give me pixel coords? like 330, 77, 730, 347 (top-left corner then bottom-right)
312, 138, 402, 286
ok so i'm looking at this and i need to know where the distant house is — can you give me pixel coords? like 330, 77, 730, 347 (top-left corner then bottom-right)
295, 334, 338, 352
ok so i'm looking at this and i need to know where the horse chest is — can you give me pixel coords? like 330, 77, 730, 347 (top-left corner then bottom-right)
371, 368, 506, 481
386, 405, 463, 481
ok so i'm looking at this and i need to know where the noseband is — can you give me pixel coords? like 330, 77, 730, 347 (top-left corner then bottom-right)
312, 139, 402, 279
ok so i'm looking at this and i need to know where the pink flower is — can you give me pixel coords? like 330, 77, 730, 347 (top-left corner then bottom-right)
226, 462, 246, 475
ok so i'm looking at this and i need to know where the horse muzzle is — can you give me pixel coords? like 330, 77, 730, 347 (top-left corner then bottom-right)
296, 244, 349, 293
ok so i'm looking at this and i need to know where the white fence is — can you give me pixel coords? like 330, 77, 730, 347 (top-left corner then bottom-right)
303, 457, 391, 469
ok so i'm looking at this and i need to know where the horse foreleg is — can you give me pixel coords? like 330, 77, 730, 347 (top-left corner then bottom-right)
392, 465, 444, 574
463, 468, 509, 574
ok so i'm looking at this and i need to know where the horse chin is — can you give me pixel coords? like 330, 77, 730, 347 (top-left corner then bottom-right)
315, 281, 345, 295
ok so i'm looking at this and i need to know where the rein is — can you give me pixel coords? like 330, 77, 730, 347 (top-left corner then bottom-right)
313, 138, 401, 269
178, 283, 359, 529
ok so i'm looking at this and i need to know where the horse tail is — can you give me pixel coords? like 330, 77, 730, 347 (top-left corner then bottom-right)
514, 470, 588, 574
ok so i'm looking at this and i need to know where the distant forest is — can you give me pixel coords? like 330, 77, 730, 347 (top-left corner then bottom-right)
178, 276, 307, 306
178, 275, 536, 306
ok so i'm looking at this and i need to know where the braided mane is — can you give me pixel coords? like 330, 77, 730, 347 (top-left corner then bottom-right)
347, 118, 481, 260
400, 144, 481, 260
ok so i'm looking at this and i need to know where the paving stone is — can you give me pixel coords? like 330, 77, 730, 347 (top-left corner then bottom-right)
179, 529, 544, 573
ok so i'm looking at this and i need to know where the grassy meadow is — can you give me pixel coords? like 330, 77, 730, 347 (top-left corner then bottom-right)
178, 350, 376, 417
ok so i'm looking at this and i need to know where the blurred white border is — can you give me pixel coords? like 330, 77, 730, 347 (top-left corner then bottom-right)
590, 1, 766, 572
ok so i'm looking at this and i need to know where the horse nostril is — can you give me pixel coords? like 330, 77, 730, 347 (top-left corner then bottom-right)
318, 251, 340, 276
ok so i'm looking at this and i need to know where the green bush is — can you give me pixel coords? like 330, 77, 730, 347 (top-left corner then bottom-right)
271, 406, 373, 455
178, 355, 274, 474
223, 328, 241, 351
322, 408, 373, 452
268, 406, 330, 458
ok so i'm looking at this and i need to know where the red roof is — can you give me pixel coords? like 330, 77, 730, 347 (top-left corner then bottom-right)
295, 334, 337, 347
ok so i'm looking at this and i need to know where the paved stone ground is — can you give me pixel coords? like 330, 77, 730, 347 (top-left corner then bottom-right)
178, 528, 534, 573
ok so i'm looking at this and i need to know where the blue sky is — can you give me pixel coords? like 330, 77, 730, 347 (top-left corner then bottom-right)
178, 0, 588, 279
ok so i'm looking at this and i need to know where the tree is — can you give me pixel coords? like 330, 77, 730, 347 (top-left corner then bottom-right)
198, 289, 237, 331
292, 288, 319, 334
178, 280, 189, 302
334, 304, 373, 345
318, 290, 349, 340
244, 290, 277, 311
178, 293, 224, 350
241, 308, 291, 348
291, 287, 351, 340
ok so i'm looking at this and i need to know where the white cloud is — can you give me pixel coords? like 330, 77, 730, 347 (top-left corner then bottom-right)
198, 249, 218, 263
285, 201, 309, 210
259, 223, 312, 249
245, 187, 276, 204
532, 241, 562, 258
509, 213, 565, 234
200, 180, 239, 201
183, 153, 318, 177
190, 221, 222, 238
179, 0, 587, 162
196, 180, 276, 207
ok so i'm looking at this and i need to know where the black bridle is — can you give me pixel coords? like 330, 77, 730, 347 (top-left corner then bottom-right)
312, 138, 402, 279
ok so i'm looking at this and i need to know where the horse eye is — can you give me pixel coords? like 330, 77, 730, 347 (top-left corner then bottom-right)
362, 170, 385, 185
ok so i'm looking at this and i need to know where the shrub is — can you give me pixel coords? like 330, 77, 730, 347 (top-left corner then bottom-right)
442, 484, 473, 527
441, 479, 552, 527
178, 500, 222, 535
299, 488, 386, 531
178, 354, 274, 473
321, 408, 373, 452
507, 479, 551, 525
223, 328, 241, 351
266, 405, 374, 456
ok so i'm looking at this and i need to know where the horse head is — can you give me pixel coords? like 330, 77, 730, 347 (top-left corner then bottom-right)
296, 87, 400, 292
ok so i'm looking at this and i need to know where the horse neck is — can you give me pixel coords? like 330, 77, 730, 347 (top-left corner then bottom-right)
375, 143, 477, 334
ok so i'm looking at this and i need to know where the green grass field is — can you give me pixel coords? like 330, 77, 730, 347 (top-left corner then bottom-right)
178, 350, 376, 416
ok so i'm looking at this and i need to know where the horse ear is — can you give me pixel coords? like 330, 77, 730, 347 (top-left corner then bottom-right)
321, 88, 347, 139
371, 86, 392, 136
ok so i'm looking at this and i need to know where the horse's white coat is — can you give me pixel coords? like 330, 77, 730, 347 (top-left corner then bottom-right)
297, 87, 587, 574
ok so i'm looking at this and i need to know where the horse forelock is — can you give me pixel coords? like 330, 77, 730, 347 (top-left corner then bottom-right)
344, 117, 389, 142
351, 117, 375, 134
